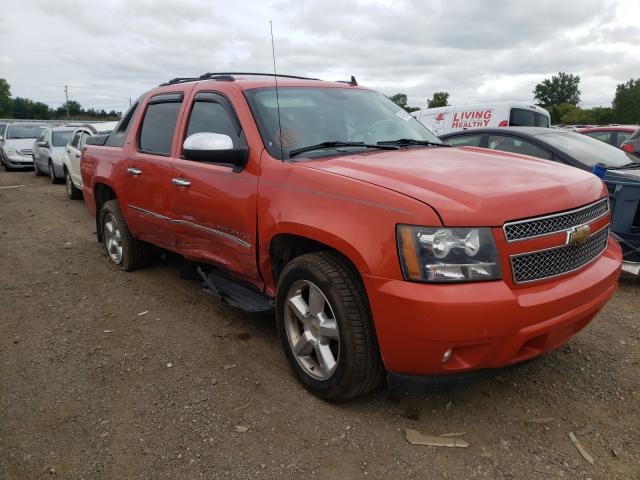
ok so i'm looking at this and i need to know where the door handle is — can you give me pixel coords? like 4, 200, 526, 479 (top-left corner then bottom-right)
172, 178, 191, 187
127, 167, 142, 176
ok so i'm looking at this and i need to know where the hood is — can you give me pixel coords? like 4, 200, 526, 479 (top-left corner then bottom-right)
4, 138, 37, 150
301, 146, 605, 226
605, 169, 640, 183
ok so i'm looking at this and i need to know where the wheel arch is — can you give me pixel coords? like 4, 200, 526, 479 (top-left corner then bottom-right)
94, 182, 118, 241
267, 229, 370, 291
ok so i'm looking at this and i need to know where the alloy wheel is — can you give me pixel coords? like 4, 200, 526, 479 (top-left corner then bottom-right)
103, 213, 123, 264
283, 279, 340, 381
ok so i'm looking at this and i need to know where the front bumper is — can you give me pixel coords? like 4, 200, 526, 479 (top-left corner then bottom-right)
363, 237, 622, 376
4, 154, 34, 168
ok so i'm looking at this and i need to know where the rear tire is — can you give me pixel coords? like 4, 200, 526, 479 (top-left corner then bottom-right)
99, 199, 152, 271
65, 169, 82, 199
275, 251, 385, 401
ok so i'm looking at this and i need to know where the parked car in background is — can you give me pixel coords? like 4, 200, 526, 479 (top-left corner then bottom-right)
0, 122, 8, 149
33, 126, 75, 182
412, 101, 550, 136
620, 128, 640, 158
80, 73, 620, 400
440, 127, 639, 172
0, 123, 45, 170
577, 126, 637, 148
62, 122, 117, 199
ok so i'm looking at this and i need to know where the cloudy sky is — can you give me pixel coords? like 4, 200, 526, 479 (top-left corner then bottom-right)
2, 0, 640, 113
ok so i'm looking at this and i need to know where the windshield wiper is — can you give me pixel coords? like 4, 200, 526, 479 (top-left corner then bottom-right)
377, 138, 449, 147
606, 162, 640, 170
288, 141, 398, 158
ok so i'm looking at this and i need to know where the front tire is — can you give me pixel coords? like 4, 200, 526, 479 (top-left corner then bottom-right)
99, 199, 151, 271
34, 160, 44, 176
275, 251, 385, 401
65, 170, 82, 199
48, 161, 59, 184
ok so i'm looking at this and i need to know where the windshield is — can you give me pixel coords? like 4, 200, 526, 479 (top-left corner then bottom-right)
536, 131, 639, 167
52, 130, 74, 147
6, 124, 44, 139
245, 87, 443, 160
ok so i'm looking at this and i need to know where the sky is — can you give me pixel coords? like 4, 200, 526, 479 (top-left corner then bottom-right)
2, 0, 640, 113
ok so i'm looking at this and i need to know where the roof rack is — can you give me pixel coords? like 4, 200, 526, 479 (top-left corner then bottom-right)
159, 72, 322, 87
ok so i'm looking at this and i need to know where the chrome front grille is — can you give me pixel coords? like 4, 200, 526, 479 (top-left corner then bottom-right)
19, 148, 33, 156
510, 226, 609, 283
503, 198, 609, 242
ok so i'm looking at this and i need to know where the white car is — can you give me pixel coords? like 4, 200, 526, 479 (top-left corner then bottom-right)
62, 122, 117, 199
412, 101, 551, 137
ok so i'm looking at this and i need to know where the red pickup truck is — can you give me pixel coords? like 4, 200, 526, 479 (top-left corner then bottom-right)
81, 73, 622, 401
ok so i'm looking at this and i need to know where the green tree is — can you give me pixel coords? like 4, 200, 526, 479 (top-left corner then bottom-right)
31, 101, 52, 119
612, 78, 640, 124
427, 91, 449, 108
12, 97, 35, 119
533, 72, 581, 108
0, 78, 11, 117
388, 93, 419, 113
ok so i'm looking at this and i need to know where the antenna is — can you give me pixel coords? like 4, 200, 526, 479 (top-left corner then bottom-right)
270, 20, 285, 161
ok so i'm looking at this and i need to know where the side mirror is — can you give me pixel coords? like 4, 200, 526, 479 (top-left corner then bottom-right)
183, 132, 248, 172
0, 135, 3, 141
38, 141, 48, 148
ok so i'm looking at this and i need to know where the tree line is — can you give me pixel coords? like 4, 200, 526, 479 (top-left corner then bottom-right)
390, 73, 640, 125
0, 79, 121, 121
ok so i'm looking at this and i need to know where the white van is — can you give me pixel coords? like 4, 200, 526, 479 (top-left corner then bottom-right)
412, 101, 551, 137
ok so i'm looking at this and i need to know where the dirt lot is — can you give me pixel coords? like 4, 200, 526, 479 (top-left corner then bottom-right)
0, 169, 639, 480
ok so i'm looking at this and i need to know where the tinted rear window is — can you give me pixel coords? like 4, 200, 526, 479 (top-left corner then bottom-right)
106, 101, 140, 147
138, 102, 181, 156
510, 108, 549, 128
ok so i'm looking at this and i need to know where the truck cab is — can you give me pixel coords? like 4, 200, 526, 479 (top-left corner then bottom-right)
81, 73, 621, 401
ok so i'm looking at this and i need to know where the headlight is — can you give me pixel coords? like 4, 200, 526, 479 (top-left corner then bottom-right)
397, 225, 501, 282
4, 146, 17, 155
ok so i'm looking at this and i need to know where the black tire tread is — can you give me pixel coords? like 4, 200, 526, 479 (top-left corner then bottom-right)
100, 199, 151, 271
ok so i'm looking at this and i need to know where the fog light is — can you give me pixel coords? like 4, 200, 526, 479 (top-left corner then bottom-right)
441, 348, 452, 363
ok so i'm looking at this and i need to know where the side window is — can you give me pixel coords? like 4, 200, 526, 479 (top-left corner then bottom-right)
105, 100, 141, 148
509, 108, 549, 127
583, 131, 612, 144
138, 95, 183, 156
79, 131, 90, 149
184, 92, 245, 147
615, 131, 632, 146
487, 135, 552, 160
70, 131, 82, 149
445, 134, 482, 147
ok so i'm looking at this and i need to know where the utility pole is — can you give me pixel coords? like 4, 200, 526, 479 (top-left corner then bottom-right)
64, 85, 70, 118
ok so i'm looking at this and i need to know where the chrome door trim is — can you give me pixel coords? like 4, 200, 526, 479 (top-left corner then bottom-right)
128, 205, 252, 249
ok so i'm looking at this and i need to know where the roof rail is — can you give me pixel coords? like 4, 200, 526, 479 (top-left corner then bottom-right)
159, 72, 322, 87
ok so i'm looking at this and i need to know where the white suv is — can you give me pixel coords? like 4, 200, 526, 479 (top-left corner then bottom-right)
62, 122, 117, 199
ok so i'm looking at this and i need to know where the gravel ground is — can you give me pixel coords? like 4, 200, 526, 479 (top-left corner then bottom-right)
1, 170, 639, 480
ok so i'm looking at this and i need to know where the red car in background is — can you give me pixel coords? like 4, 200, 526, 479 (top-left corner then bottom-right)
577, 126, 638, 150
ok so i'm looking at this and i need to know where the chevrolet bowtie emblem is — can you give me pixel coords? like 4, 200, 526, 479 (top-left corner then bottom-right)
567, 225, 591, 246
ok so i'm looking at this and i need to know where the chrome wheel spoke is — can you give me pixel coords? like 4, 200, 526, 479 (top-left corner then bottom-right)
293, 331, 315, 356
288, 294, 309, 323
315, 342, 337, 376
318, 314, 339, 339
308, 284, 325, 315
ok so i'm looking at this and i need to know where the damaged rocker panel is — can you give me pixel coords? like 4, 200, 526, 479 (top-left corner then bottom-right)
128, 205, 252, 249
